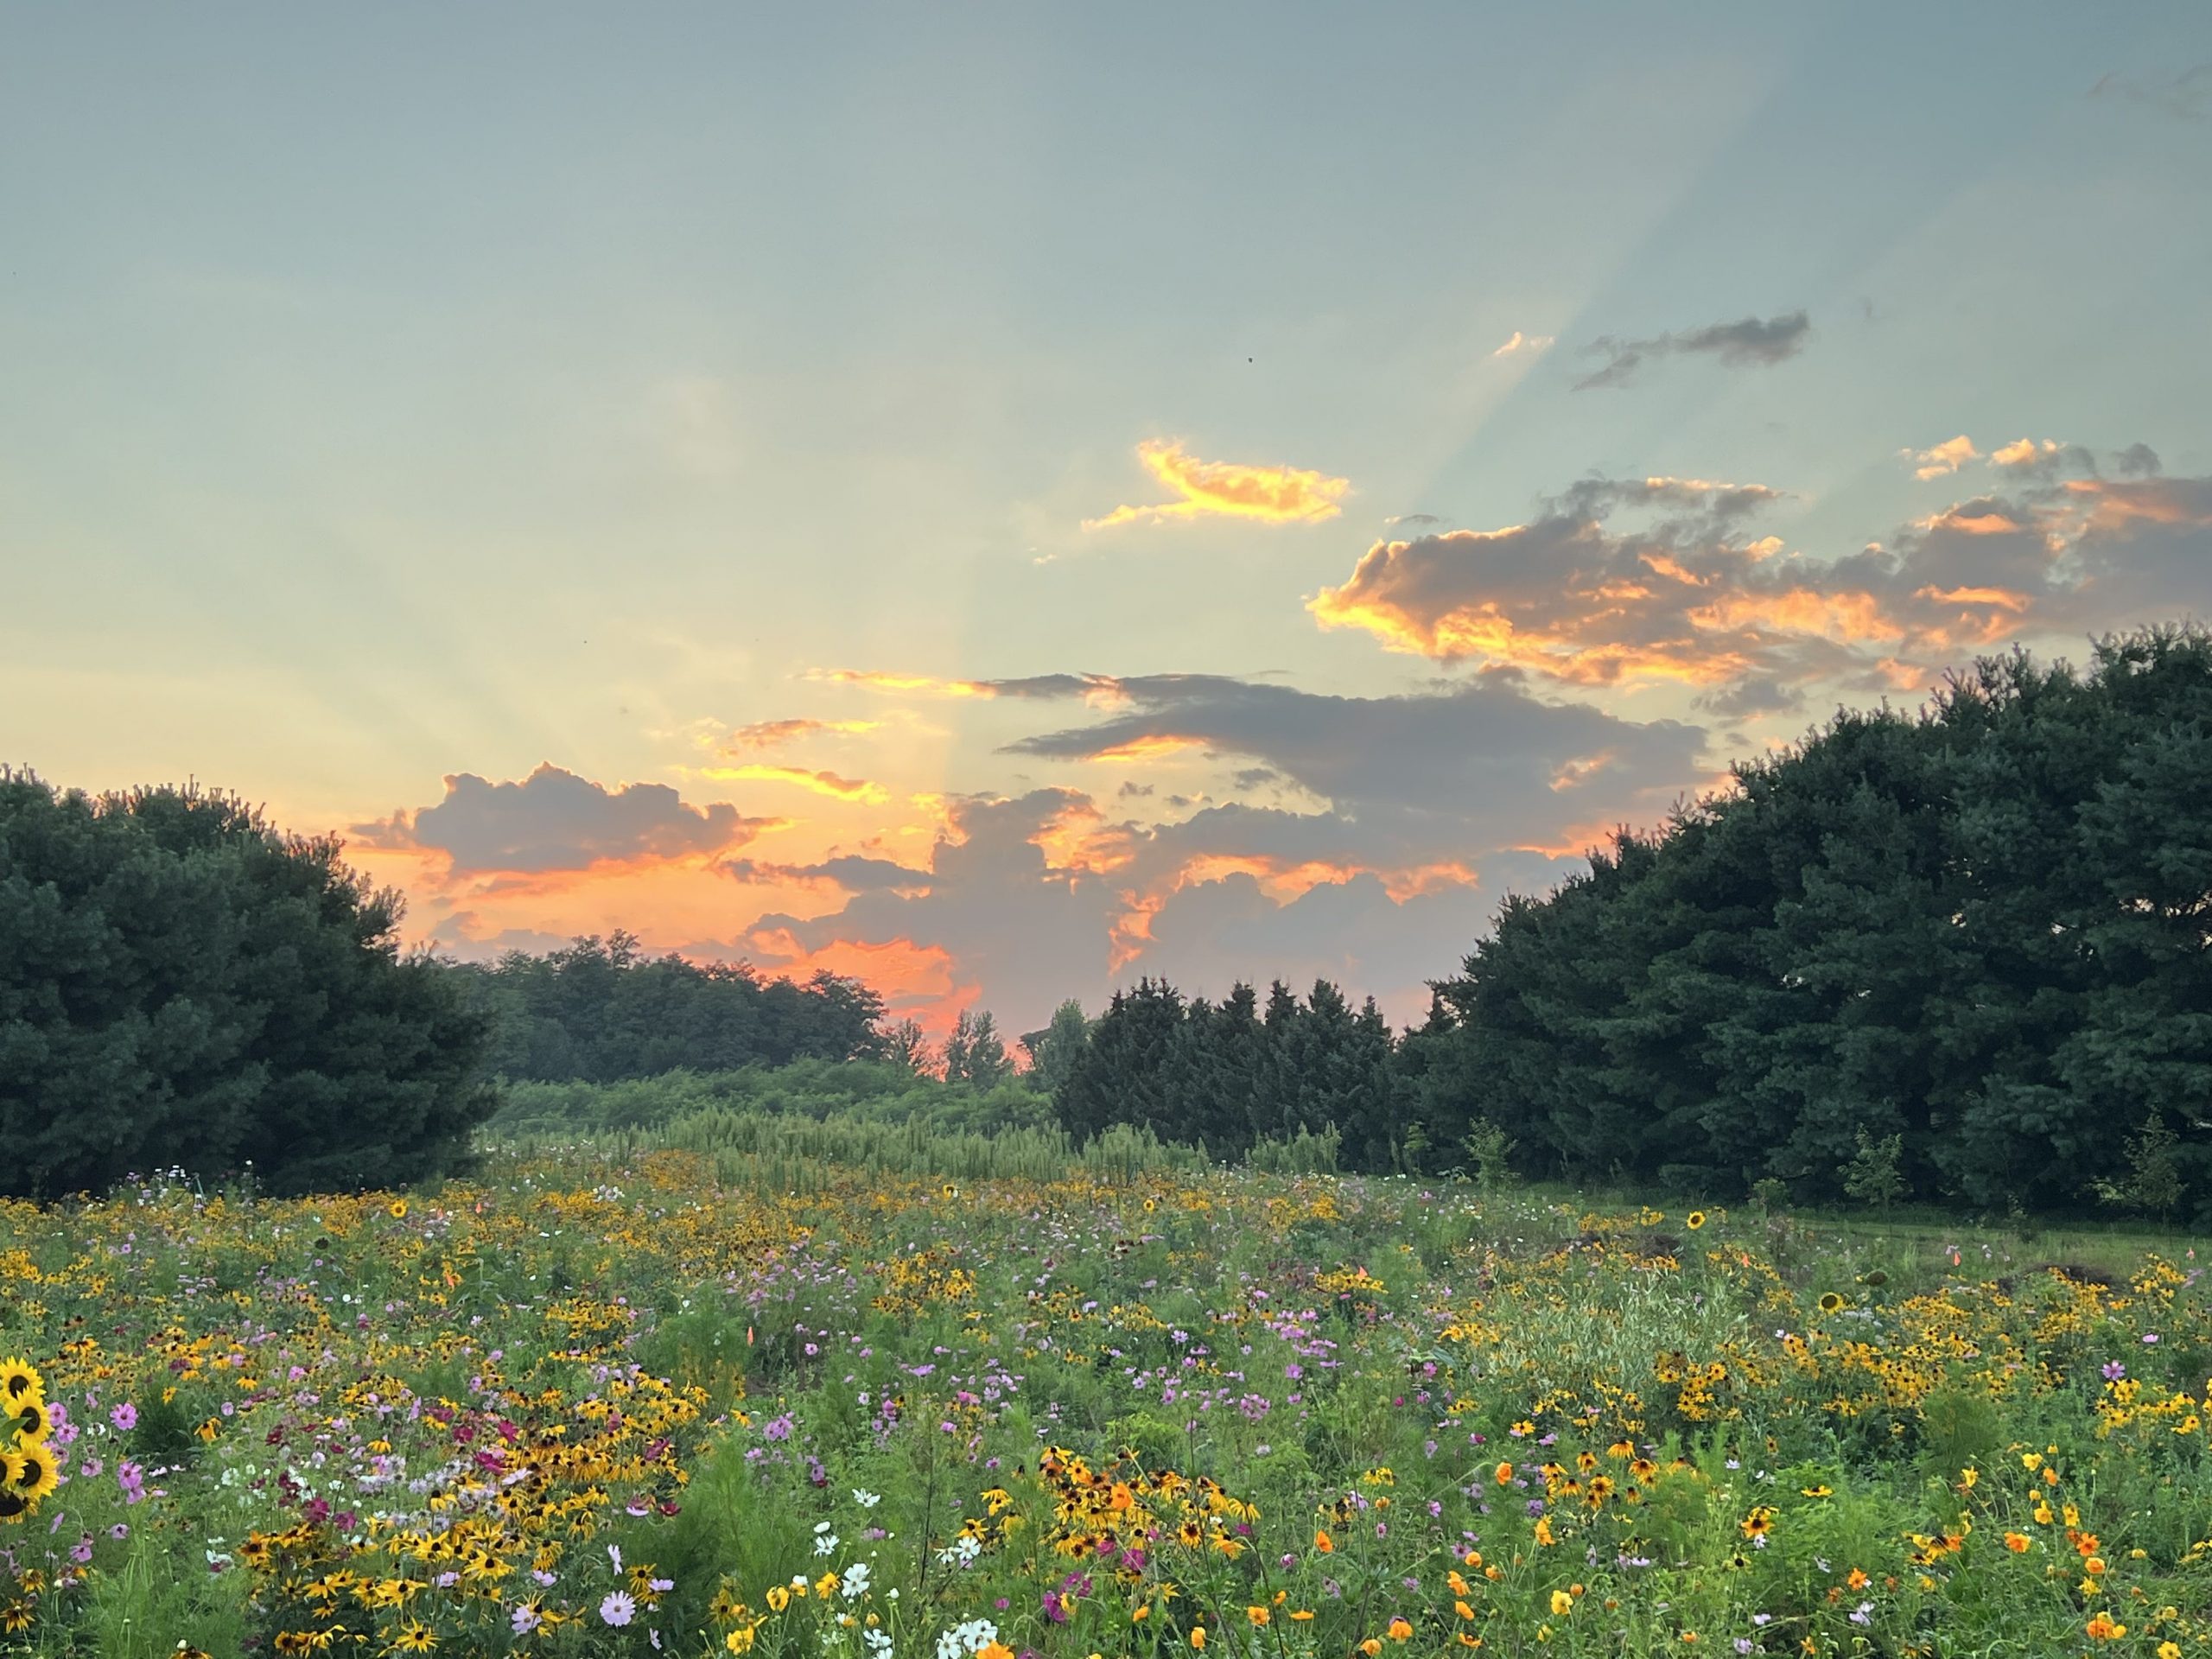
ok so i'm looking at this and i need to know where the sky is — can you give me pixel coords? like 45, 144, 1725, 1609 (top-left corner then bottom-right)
5, 3, 2211, 1039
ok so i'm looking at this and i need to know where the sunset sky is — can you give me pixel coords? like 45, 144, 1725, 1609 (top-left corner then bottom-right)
6, 4, 2211, 1038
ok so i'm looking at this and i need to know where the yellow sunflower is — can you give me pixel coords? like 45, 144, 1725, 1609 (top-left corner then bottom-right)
0, 1360, 40, 1410
10, 1445, 60, 1505
1685, 1211, 1707, 1230
1817, 1292, 1846, 1314
387, 1200, 409, 1220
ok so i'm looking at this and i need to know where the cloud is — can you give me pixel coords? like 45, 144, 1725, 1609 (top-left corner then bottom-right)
1910, 435, 1980, 479
354, 763, 773, 875
1083, 439, 1351, 530
721, 854, 936, 893
1384, 512, 1443, 527
1306, 453, 2212, 709
721, 717, 880, 751
697, 764, 891, 804
2090, 63, 2212, 121
1575, 311, 1812, 390
1490, 330, 1555, 359
737, 658, 1725, 1031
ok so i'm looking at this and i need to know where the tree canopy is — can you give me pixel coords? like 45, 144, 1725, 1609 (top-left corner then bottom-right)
0, 771, 495, 1197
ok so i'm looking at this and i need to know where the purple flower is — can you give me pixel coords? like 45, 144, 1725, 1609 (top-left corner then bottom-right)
111, 1402, 138, 1433
2102, 1360, 2127, 1381
512, 1605, 543, 1635
601, 1591, 637, 1627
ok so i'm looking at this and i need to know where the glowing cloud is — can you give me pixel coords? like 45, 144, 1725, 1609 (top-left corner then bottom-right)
1491, 329, 1555, 358
1083, 439, 1351, 531
1991, 436, 2063, 468
722, 717, 880, 751
701, 765, 891, 804
1910, 435, 1980, 479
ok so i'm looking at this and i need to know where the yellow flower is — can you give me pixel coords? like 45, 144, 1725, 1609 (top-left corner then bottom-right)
1686, 1211, 1707, 1230
388, 1200, 408, 1220
1245, 1607, 1270, 1627
1132, 1605, 1151, 1624
2084, 1613, 2126, 1641
1189, 1627, 1205, 1651
765, 1587, 790, 1613
1550, 1591, 1573, 1616
0, 1361, 41, 1411
1817, 1292, 1845, 1314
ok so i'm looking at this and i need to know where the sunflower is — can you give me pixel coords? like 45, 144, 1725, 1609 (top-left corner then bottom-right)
0, 1360, 40, 1410
1817, 1292, 1847, 1314
387, 1200, 409, 1220
6, 1401, 43, 1444
10, 1446, 60, 1505
1685, 1211, 1707, 1230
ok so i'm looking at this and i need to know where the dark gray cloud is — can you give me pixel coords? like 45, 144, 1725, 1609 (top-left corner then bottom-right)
2114, 442, 2164, 478
1003, 673, 1707, 844
721, 854, 936, 892
1575, 311, 1813, 390
354, 762, 772, 874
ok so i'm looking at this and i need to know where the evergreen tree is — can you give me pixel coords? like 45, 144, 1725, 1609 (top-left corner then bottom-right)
0, 772, 494, 1196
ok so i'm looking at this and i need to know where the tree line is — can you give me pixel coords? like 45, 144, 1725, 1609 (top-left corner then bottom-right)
1046, 626, 2212, 1218
7, 626, 2205, 1211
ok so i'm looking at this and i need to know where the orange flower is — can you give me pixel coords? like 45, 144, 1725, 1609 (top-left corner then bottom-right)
2004, 1532, 2031, 1553
1388, 1618, 1414, 1643
1314, 1529, 1334, 1554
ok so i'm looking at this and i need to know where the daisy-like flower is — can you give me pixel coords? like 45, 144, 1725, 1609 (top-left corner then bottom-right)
601, 1592, 637, 1627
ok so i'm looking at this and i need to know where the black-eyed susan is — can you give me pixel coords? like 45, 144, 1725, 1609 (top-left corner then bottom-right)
387, 1623, 437, 1653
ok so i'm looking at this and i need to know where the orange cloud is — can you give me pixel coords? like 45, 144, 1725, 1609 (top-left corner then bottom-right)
1491, 329, 1555, 358
700, 765, 891, 804
1685, 589, 1906, 645
744, 932, 976, 1036
809, 670, 997, 697
723, 717, 880, 751
1083, 439, 1351, 530
1910, 435, 1980, 480
1991, 437, 2063, 468
1089, 733, 1211, 763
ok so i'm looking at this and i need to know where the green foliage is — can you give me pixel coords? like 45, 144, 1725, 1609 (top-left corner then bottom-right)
1431, 625, 2212, 1218
2096, 1110, 2185, 1218
1464, 1117, 1518, 1192
446, 928, 888, 1083
0, 769, 493, 1197
1055, 976, 1411, 1172
485, 1058, 1058, 1139
1841, 1128, 1908, 1211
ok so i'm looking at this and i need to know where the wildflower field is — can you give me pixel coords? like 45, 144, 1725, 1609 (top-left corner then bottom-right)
3, 1154, 2210, 1659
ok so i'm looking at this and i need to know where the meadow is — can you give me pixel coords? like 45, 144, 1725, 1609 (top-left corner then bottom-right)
3, 1147, 2210, 1659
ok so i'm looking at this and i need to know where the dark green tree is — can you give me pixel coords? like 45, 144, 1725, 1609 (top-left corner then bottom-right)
0, 772, 495, 1196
